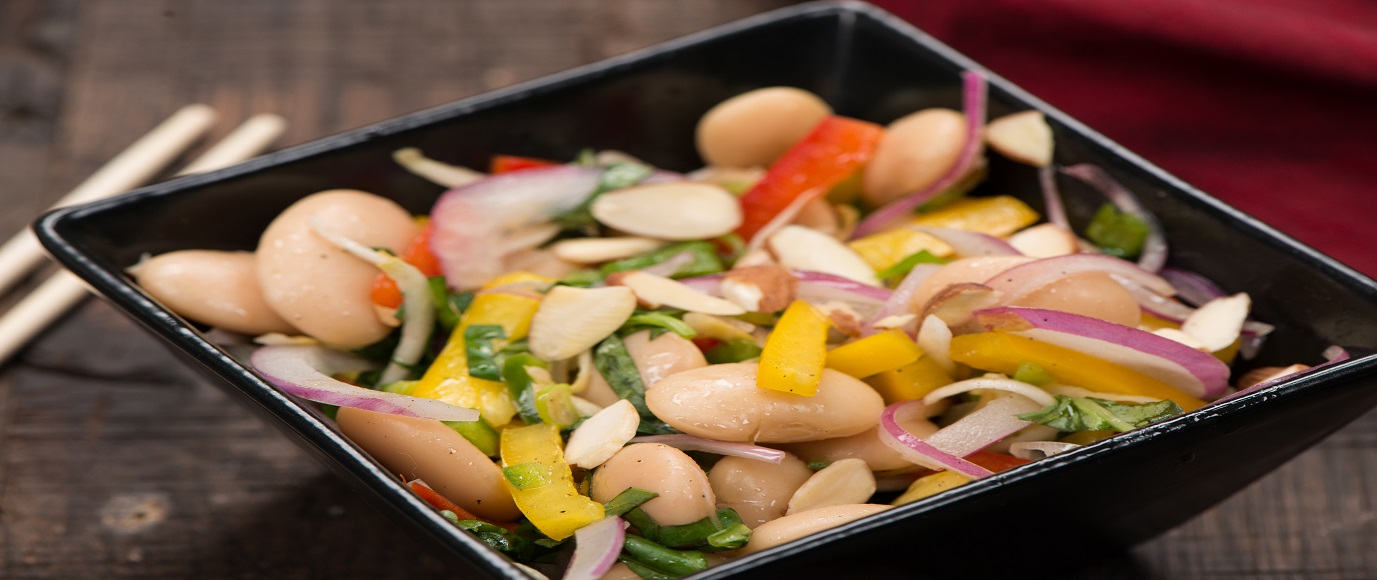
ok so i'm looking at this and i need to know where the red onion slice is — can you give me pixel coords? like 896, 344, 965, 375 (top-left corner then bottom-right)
984, 253, 1175, 306
629, 434, 785, 464
791, 270, 893, 304
677, 274, 723, 296
974, 306, 1231, 399
879, 400, 994, 479
908, 226, 1021, 258
1215, 346, 1352, 404
639, 251, 696, 278
430, 166, 602, 290
1038, 165, 1070, 229
1159, 267, 1226, 307
924, 395, 1043, 458
565, 516, 627, 580
864, 263, 941, 336
1061, 164, 1168, 272
921, 376, 1057, 407
250, 345, 479, 421
854, 71, 987, 238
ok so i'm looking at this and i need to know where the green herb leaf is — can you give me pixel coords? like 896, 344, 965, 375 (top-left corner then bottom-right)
593, 334, 679, 435
464, 324, 507, 381
1017, 395, 1182, 433
601, 241, 724, 279
1086, 203, 1149, 259
603, 487, 660, 517
501, 462, 551, 490
704, 338, 763, 364
806, 460, 830, 471
559, 268, 606, 288
876, 249, 948, 280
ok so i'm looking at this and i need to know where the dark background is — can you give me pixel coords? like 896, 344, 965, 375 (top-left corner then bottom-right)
1, 1, 1373, 578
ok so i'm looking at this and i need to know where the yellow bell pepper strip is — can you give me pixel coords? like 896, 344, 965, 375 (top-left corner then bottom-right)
893, 471, 970, 506
482, 270, 557, 291
499, 423, 604, 540
864, 354, 953, 404
848, 195, 1039, 272
758, 300, 831, 396
949, 332, 1206, 411
735, 116, 884, 240
410, 290, 541, 426
825, 329, 923, 378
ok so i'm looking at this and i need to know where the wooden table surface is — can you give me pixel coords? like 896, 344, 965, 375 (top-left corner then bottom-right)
1, 1, 1374, 578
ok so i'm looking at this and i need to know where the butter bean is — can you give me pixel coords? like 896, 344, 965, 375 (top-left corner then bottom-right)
583, 329, 707, 407
645, 362, 884, 443
130, 250, 295, 336
257, 190, 418, 348
863, 108, 968, 207
779, 414, 938, 473
335, 407, 519, 521
738, 503, 893, 555
591, 443, 716, 526
708, 453, 812, 528
695, 87, 831, 169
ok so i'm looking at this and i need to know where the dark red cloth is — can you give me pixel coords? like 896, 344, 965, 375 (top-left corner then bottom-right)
875, 0, 1377, 277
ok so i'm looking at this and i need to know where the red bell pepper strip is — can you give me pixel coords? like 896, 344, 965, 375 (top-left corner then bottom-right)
407, 480, 520, 532
966, 450, 1031, 472
734, 116, 884, 240
371, 221, 443, 308
491, 155, 559, 174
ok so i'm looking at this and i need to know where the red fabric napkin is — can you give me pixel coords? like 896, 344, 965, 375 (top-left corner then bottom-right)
875, 0, 1377, 277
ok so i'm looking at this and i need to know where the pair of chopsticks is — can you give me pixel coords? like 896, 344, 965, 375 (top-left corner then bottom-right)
0, 105, 287, 364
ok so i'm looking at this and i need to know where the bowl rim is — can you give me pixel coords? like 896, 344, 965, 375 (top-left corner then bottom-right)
31, 1, 1377, 577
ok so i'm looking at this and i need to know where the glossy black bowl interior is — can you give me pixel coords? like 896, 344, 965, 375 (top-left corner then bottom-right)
34, 2, 1377, 578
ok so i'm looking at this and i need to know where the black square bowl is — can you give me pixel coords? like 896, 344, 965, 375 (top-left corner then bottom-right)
33, 2, 1377, 578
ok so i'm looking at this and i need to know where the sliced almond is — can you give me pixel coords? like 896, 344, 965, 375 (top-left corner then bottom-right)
1150, 327, 1209, 351
785, 458, 876, 515
1181, 293, 1250, 352
919, 282, 1002, 333
917, 314, 956, 372
529, 285, 638, 361
1008, 223, 1078, 258
550, 237, 667, 264
687, 165, 766, 190
871, 313, 917, 330
590, 182, 743, 241
793, 198, 841, 237
734, 247, 777, 268
1237, 364, 1309, 390
813, 301, 863, 339
563, 399, 640, 469
985, 110, 1053, 167
768, 225, 880, 287
721, 265, 798, 313
609, 271, 746, 315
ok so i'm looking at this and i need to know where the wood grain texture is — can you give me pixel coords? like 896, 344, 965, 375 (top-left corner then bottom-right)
0, 1, 1373, 578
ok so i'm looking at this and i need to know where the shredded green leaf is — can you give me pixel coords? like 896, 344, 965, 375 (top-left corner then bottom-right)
593, 334, 678, 435
1017, 395, 1182, 433
603, 487, 660, 517
621, 311, 696, 339
501, 353, 546, 425
464, 324, 507, 381
454, 520, 540, 560
1086, 203, 1149, 259
877, 249, 948, 281
428, 276, 473, 331
622, 535, 709, 577
601, 241, 724, 279
704, 338, 762, 364
657, 509, 750, 550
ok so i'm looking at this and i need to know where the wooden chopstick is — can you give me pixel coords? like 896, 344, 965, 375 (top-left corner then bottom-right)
0, 104, 217, 298
0, 112, 288, 365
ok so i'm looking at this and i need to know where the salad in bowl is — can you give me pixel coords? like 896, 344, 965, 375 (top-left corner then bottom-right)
121, 68, 1343, 580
